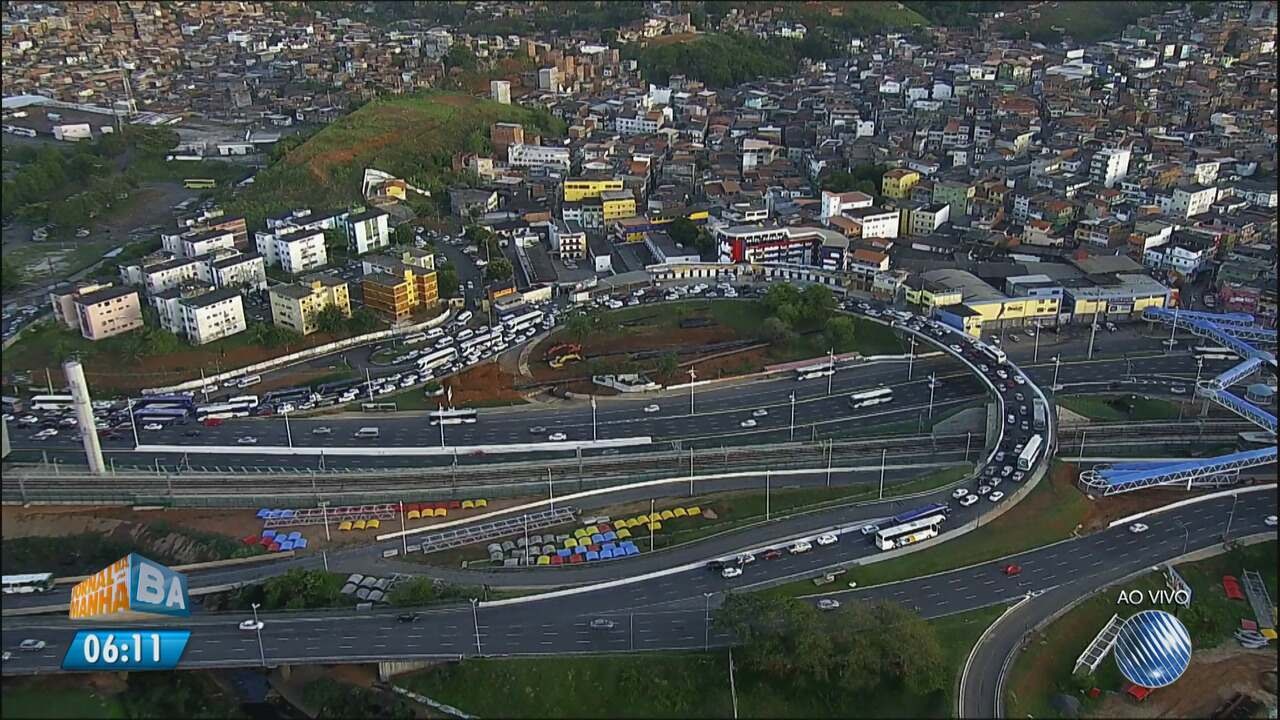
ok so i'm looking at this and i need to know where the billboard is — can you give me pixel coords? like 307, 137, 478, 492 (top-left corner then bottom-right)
69, 553, 190, 620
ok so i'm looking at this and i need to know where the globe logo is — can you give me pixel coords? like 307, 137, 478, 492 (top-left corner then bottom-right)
1113, 609, 1192, 688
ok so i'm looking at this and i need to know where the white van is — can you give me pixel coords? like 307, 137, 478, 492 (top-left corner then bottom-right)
457, 329, 475, 341
403, 333, 427, 345
427, 327, 445, 339
455, 310, 474, 324
354, 427, 380, 439
236, 375, 262, 388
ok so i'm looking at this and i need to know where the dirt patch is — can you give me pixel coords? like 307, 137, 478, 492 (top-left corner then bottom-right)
1063, 462, 1211, 533
1091, 646, 1277, 718
446, 360, 526, 406
306, 129, 402, 184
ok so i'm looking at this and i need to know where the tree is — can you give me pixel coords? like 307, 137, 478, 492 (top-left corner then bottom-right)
566, 312, 592, 343
437, 265, 460, 298
656, 351, 680, 378
666, 217, 700, 246
800, 283, 836, 324
445, 44, 478, 71
823, 316, 858, 353
486, 257, 513, 282
387, 577, 465, 606
346, 307, 381, 334
0, 262, 20, 292
763, 282, 802, 315
761, 316, 793, 343
315, 305, 348, 335
393, 223, 415, 246
259, 569, 344, 610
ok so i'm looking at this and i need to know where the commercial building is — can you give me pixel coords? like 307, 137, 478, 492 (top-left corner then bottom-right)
644, 230, 700, 265
923, 268, 1062, 335
344, 208, 391, 255
269, 275, 351, 336
715, 225, 846, 265
67, 285, 144, 341
600, 189, 637, 224
563, 177, 624, 202
508, 143, 571, 172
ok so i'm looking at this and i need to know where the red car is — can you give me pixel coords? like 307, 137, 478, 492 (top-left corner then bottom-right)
1003, 564, 1022, 576
762, 549, 784, 560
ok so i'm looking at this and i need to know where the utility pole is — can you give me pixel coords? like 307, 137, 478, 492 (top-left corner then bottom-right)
283, 409, 293, 449
591, 395, 597, 441
1051, 355, 1062, 391
765, 470, 771, 520
399, 500, 408, 555
789, 392, 796, 441
907, 336, 917, 379
703, 592, 713, 651
729, 648, 740, 720
439, 404, 446, 447
319, 500, 331, 542
689, 447, 695, 495
1087, 312, 1099, 360
470, 598, 482, 656
826, 347, 835, 396
127, 398, 140, 449
928, 373, 937, 418
548, 468, 555, 512
825, 439, 833, 487
650, 498, 656, 553
878, 448, 887, 499
1223, 493, 1239, 542
1079, 429, 1087, 460
1032, 322, 1042, 363
366, 368, 374, 401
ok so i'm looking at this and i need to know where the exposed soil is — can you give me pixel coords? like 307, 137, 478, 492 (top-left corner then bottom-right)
1062, 461, 1218, 533
446, 360, 526, 406
1091, 646, 1277, 718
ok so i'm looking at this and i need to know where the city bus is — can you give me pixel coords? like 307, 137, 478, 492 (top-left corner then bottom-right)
874, 514, 947, 551
1032, 398, 1048, 432
416, 347, 459, 375
1017, 434, 1045, 471
502, 310, 543, 333
1, 572, 55, 594
984, 345, 1008, 365
848, 387, 893, 409
30, 394, 75, 411
360, 402, 398, 413
263, 388, 310, 406
183, 178, 216, 189
428, 408, 478, 425
890, 502, 950, 526
133, 407, 190, 422
794, 363, 835, 381
1193, 346, 1238, 361
460, 330, 500, 354
227, 394, 261, 408
195, 402, 254, 420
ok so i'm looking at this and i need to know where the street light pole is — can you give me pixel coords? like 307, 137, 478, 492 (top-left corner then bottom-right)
1033, 322, 1041, 363
928, 373, 937, 418
826, 347, 835, 396
319, 501, 330, 542
1051, 355, 1062, 391
591, 395, 597, 441
688, 368, 697, 415
127, 398, 140, 449
251, 603, 266, 667
439, 404, 446, 448
399, 500, 407, 555
548, 468, 555, 512
765, 471, 770, 521
789, 392, 796, 441
283, 409, 293, 449
1175, 519, 1189, 556
907, 336, 916, 379
703, 592, 713, 651
1087, 313, 1099, 360
878, 448, 887, 499
825, 439, 832, 487
470, 598, 482, 656
1223, 493, 1239, 542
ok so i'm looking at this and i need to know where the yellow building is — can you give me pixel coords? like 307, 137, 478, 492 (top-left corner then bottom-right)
362, 264, 438, 323
902, 275, 962, 312
268, 275, 351, 335
881, 168, 921, 200
600, 189, 637, 223
563, 178, 624, 202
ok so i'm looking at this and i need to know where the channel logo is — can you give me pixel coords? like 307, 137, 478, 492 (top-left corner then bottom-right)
1112, 609, 1192, 688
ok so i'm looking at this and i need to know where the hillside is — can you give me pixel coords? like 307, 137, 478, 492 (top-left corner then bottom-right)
228, 91, 564, 226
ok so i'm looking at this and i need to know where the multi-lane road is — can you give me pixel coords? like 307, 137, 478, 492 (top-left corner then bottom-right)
3, 488, 1273, 676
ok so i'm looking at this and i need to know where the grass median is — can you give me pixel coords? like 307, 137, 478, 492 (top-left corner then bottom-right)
1057, 394, 1184, 422
398, 603, 1004, 718
1005, 541, 1277, 718
763, 462, 1090, 597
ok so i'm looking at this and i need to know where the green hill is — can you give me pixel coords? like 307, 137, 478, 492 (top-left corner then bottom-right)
228, 91, 564, 226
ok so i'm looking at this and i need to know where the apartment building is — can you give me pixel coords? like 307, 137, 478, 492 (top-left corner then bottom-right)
144, 257, 203, 295
72, 285, 144, 341
154, 285, 246, 345
600, 189, 637, 224
161, 227, 237, 258
1158, 184, 1218, 218
344, 208, 391, 255
490, 79, 511, 104
563, 177, 624, 202
881, 168, 921, 200
491, 122, 524, 158
205, 250, 267, 291
256, 227, 328, 274
269, 275, 351, 335
846, 207, 900, 240
909, 203, 951, 236
1089, 148, 1131, 188
361, 253, 439, 322
551, 219, 588, 260
820, 190, 874, 221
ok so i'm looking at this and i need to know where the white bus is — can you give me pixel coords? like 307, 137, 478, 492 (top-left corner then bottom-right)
460, 330, 500, 354
848, 387, 893, 409
795, 364, 835, 381
29, 394, 75, 411
428, 408, 478, 425
503, 310, 543, 332
2, 572, 55, 594
416, 347, 459, 374
1017, 434, 1044, 471
236, 375, 262, 388
874, 514, 946, 551
402, 333, 427, 345
1193, 345, 1237, 361
227, 394, 260, 408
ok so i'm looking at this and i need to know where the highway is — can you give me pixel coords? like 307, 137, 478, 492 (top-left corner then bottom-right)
3, 488, 1273, 675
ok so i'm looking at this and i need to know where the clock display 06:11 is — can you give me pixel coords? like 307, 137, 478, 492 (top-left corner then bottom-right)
62, 630, 190, 671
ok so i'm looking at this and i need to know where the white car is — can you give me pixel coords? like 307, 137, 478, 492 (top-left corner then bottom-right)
237, 436, 258, 445
952, 487, 969, 499
815, 533, 839, 546
789, 540, 812, 554
739, 419, 758, 428
752, 408, 769, 417
976, 485, 992, 495
1266, 515, 1278, 527
547, 432, 567, 441
817, 599, 841, 611
988, 491, 1005, 502
143, 423, 164, 431
959, 494, 979, 507
721, 566, 743, 579
1128, 523, 1149, 534
18, 639, 45, 651
238, 620, 264, 631
736, 553, 755, 565
32, 428, 58, 440
860, 524, 879, 535
643, 404, 660, 413
311, 427, 332, 435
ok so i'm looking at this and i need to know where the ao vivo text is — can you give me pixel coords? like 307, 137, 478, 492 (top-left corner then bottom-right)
1116, 588, 1190, 606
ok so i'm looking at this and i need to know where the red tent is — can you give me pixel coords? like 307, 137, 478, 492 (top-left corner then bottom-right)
1223, 575, 1246, 600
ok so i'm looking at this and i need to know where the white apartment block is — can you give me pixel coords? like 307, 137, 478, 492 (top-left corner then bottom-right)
551, 220, 588, 260
538, 67, 560, 91
144, 257, 203, 295
161, 228, 237, 259
1159, 185, 1217, 218
256, 228, 328, 274
1144, 244, 1210, 277
508, 143, 571, 171
848, 208, 900, 240
820, 190, 874, 221
177, 288, 247, 345
909, 203, 951, 236
615, 112, 662, 136
1089, 148, 1131, 188
344, 209, 391, 255
206, 250, 267, 292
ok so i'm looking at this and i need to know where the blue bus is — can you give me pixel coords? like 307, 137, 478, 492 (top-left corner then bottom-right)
132, 407, 190, 422
132, 394, 195, 412
890, 502, 950, 526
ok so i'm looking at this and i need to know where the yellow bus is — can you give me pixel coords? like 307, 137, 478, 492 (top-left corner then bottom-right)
183, 178, 216, 189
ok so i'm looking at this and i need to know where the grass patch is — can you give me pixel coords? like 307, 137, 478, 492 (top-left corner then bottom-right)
400, 604, 1002, 719
1006, 541, 1277, 718
998, 1, 1175, 43
1058, 394, 1185, 422
1, 239, 119, 281
0, 682, 126, 719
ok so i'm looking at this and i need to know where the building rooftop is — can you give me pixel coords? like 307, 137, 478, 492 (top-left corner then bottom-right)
75, 285, 138, 306
179, 286, 242, 309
